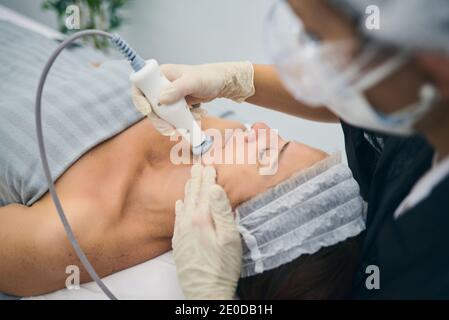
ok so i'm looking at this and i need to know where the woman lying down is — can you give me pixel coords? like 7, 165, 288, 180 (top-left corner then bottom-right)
1, 107, 365, 299
0, 34, 364, 297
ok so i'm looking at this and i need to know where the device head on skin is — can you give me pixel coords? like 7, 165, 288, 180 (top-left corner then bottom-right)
128, 59, 213, 156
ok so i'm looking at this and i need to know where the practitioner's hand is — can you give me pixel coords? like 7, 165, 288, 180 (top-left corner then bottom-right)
172, 164, 242, 300
159, 62, 255, 106
131, 84, 207, 136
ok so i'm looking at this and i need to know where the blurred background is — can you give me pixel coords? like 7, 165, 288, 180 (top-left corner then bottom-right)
0, 0, 345, 154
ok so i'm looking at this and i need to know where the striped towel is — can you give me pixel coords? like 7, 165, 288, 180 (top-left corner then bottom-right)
0, 22, 144, 206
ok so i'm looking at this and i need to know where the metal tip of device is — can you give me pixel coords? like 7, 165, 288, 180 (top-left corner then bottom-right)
192, 135, 213, 156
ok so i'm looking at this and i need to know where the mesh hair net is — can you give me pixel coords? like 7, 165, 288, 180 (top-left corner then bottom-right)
330, 0, 449, 53
236, 153, 366, 278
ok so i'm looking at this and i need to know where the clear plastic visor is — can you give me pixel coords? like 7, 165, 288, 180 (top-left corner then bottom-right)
264, 0, 407, 107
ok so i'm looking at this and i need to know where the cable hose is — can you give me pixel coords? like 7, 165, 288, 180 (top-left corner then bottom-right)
34, 29, 140, 300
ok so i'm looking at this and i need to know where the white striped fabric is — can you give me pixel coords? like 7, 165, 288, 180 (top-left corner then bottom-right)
0, 22, 144, 206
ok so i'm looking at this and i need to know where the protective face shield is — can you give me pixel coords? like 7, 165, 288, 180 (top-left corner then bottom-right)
264, 0, 439, 136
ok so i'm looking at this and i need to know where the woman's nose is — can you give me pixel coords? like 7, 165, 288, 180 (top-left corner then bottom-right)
251, 122, 270, 131
250, 122, 282, 147
251, 122, 271, 140
245, 122, 270, 143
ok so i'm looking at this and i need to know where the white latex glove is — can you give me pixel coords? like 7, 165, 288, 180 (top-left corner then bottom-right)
159, 61, 255, 106
172, 164, 242, 300
131, 84, 207, 136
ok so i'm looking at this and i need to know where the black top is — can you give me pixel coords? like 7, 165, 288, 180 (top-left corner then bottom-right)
341, 122, 449, 298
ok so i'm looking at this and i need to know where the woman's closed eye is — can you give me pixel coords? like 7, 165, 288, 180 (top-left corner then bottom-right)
258, 141, 290, 167
259, 147, 272, 161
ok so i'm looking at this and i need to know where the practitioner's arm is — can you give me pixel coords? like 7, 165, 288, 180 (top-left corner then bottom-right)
157, 62, 339, 123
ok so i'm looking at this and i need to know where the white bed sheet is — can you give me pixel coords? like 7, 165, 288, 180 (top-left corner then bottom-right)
25, 252, 184, 300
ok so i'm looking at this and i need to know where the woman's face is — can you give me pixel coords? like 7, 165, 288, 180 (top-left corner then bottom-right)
199, 117, 328, 207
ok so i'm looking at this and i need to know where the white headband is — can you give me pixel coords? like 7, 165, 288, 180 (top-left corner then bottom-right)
236, 153, 366, 278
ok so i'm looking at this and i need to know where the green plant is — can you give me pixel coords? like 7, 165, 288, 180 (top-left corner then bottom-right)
42, 0, 131, 51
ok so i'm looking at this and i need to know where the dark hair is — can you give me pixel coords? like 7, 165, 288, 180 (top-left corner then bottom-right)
237, 234, 363, 300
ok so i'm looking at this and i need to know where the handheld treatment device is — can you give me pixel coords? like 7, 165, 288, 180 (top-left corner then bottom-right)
130, 60, 213, 155
35, 30, 212, 299
112, 36, 213, 156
